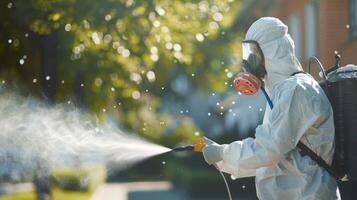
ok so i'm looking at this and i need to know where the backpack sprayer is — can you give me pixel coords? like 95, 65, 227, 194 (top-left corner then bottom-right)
308, 54, 357, 182
307, 54, 357, 199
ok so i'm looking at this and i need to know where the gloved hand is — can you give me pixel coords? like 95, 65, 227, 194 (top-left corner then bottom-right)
202, 137, 226, 165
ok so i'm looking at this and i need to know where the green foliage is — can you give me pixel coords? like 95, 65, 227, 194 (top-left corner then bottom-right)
0, 0, 243, 146
161, 117, 199, 147
50, 166, 106, 192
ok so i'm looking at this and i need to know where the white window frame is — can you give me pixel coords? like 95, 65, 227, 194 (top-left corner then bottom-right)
288, 14, 302, 60
305, 1, 318, 59
350, 0, 357, 38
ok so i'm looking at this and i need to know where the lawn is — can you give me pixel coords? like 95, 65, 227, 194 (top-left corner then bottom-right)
0, 192, 36, 200
0, 186, 93, 200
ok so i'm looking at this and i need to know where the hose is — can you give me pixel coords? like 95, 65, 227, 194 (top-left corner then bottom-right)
214, 163, 233, 200
308, 56, 327, 81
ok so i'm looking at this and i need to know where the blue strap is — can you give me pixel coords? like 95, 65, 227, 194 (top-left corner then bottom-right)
261, 87, 273, 109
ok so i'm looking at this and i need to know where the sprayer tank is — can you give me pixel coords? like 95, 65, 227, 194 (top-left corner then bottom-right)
323, 64, 357, 181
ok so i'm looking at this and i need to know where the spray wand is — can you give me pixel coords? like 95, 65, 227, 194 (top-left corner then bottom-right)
171, 137, 206, 152
171, 137, 233, 200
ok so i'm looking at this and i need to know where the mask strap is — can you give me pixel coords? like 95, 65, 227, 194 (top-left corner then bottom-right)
261, 87, 273, 109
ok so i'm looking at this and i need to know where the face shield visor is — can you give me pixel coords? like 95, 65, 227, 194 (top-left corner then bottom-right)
233, 40, 266, 95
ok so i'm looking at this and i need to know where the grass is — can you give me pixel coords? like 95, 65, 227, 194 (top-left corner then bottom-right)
0, 192, 36, 200
52, 186, 94, 200
0, 187, 93, 200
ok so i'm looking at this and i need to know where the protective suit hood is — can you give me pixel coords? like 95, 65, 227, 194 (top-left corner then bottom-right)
244, 17, 303, 90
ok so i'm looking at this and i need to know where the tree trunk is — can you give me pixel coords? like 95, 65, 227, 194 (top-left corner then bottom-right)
33, 31, 58, 200
39, 31, 58, 102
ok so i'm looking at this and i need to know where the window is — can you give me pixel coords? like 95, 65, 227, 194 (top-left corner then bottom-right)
305, 1, 318, 58
350, 0, 357, 38
289, 14, 301, 60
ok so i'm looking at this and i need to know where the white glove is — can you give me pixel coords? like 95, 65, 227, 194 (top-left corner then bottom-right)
202, 137, 226, 165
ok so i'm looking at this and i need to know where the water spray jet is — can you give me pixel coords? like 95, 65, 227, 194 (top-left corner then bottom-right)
0, 93, 232, 199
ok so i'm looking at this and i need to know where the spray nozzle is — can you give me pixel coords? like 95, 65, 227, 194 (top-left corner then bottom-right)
171, 137, 206, 152
172, 145, 194, 152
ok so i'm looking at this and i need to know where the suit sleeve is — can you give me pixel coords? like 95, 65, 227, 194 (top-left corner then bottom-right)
216, 86, 328, 178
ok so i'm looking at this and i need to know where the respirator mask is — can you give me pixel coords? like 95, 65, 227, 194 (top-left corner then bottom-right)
233, 40, 266, 95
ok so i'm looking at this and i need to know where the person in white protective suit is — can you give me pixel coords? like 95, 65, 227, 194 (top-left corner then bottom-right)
202, 17, 340, 199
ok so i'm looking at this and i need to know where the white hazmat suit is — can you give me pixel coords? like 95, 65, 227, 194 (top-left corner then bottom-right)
203, 17, 339, 199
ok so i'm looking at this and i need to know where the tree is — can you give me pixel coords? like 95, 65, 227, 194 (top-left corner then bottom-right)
1, 0, 244, 146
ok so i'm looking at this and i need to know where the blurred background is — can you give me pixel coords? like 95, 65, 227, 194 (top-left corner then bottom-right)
1, 0, 356, 199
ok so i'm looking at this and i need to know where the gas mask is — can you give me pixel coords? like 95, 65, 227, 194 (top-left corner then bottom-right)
234, 40, 266, 95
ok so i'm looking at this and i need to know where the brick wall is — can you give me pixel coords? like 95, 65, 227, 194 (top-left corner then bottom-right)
266, 0, 357, 77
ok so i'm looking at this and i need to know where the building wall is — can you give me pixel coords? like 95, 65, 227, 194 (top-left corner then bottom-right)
319, 0, 357, 67
267, 0, 357, 77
